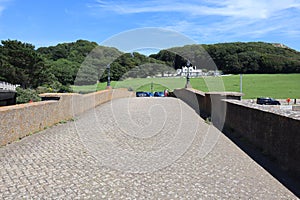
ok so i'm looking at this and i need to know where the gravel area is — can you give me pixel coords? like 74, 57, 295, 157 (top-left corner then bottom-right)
0, 97, 297, 199
237, 99, 300, 120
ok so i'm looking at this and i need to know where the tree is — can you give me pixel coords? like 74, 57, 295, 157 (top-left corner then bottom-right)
0, 40, 50, 88
151, 42, 300, 74
48, 59, 78, 85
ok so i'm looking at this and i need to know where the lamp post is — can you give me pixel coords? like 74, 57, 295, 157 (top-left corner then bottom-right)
240, 74, 243, 93
185, 60, 191, 88
151, 81, 153, 93
106, 64, 111, 89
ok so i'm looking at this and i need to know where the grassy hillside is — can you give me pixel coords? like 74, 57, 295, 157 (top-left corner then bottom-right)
72, 78, 186, 93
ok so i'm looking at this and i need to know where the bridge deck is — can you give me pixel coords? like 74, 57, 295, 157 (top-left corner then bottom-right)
0, 98, 296, 199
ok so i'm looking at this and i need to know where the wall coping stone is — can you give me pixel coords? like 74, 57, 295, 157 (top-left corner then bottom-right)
206, 92, 244, 96
224, 99, 300, 121
0, 100, 57, 112
175, 88, 206, 96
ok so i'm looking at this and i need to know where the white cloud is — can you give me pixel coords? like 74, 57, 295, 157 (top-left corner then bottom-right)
0, 0, 11, 15
94, 0, 300, 19
204, 0, 300, 19
163, 7, 300, 43
91, 0, 300, 46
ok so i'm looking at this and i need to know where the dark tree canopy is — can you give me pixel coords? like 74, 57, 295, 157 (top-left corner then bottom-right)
151, 42, 300, 74
0, 40, 49, 88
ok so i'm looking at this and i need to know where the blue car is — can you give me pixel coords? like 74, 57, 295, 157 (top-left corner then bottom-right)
136, 91, 153, 97
154, 91, 165, 97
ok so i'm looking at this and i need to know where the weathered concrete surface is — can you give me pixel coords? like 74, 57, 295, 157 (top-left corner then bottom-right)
0, 98, 297, 199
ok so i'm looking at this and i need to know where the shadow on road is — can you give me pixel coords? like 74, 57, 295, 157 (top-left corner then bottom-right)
222, 129, 300, 198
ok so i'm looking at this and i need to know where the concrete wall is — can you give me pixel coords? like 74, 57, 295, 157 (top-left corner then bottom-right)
173, 88, 242, 129
223, 100, 300, 178
0, 89, 133, 146
173, 88, 300, 178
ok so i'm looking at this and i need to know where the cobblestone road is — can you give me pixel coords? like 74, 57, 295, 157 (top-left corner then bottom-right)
0, 98, 297, 199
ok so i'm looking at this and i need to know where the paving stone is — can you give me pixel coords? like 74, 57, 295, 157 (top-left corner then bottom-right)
0, 98, 297, 199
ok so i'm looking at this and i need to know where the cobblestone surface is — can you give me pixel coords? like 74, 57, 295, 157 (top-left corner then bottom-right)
0, 97, 298, 199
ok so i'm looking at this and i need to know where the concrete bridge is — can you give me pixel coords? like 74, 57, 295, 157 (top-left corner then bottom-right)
0, 89, 299, 199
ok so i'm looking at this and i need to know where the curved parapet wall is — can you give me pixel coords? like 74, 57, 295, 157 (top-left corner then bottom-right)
173, 88, 300, 179
223, 99, 300, 179
0, 88, 133, 146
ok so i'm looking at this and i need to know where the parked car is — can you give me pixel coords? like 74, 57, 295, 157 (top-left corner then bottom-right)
136, 91, 153, 97
154, 91, 165, 97
256, 97, 281, 105
147, 92, 154, 97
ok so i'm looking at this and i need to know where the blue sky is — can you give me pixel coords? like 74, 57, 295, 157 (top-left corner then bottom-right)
0, 0, 300, 52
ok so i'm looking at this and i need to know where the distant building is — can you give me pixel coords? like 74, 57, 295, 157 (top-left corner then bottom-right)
0, 82, 19, 91
0, 81, 19, 106
177, 66, 203, 77
272, 43, 290, 49
155, 66, 221, 78
176, 66, 221, 77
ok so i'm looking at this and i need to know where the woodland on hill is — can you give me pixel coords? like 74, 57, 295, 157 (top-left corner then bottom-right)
1, 39, 299, 93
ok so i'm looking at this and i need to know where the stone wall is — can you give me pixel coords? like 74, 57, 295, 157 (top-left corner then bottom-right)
223, 100, 300, 178
0, 89, 133, 146
173, 88, 300, 178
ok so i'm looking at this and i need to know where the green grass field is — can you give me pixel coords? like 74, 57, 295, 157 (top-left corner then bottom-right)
72, 74, 300, 99
72, 78, 186, 93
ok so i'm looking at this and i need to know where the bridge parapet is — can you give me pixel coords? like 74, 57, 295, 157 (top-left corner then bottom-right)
173, 88, 300, 180
0, 88, 133, 146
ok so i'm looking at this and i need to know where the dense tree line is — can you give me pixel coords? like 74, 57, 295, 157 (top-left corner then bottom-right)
99, 52, 169, 83
0, 39, 102, 91
151, 42, 300, 74
0, 40, 49, 88
0, 40, 118, 88
0, 39, 170, 88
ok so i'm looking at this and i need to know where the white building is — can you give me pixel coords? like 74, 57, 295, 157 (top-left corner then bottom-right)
176, 66, 221, 77
0, 81, 20, 91
177, 66, 203, 77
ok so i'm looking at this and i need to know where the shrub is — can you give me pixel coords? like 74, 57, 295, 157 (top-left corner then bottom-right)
36, 81, 73, 94
57, 85, 73, 93
16, 87, 41, 104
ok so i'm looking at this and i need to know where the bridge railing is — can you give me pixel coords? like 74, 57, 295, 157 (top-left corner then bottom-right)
0, 81, 19, 91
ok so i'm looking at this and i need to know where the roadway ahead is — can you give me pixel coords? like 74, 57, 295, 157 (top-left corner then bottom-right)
0, 97, 296, 199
